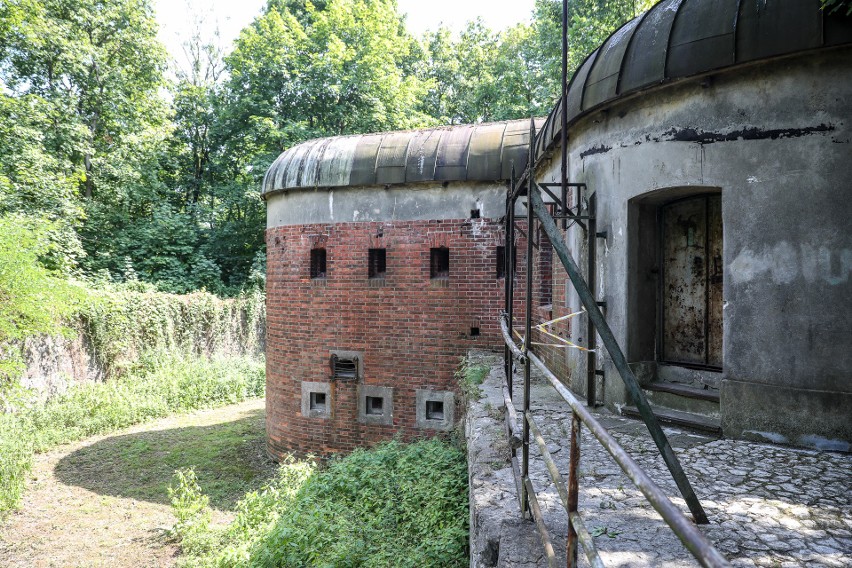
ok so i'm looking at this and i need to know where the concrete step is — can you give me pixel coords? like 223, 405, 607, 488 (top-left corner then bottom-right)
620, 405, 722, 435
641, 381, 720, 417
646, 381, 720, 402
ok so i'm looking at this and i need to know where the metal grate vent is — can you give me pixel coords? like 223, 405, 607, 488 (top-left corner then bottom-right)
330, 355, 358, 381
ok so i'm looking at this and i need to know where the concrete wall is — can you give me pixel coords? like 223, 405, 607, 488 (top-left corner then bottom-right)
535, 48, 852, 450
266, 181, 508, 227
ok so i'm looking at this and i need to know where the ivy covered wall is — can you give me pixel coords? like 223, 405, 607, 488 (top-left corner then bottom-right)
19, 289, 265, 401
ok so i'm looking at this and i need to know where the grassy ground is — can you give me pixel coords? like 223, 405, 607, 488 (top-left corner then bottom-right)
0, 354, 265, 514
0, 399, 274, 568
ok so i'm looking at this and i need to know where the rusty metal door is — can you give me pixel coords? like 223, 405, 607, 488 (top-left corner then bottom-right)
661, 195, 722, 368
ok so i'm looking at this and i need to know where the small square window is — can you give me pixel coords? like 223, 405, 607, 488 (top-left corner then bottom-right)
416, 389, 454, 430
470, 209, 481, 219
358, 385, 393, 425
366, 396, 384, 416
430, 247, 449, 279
368, 248, 386, 279
470, 326, 480, 337
311, 248, 327, 279
310, 392, 327, 411
426, 400, 444, 421
301, 381, 331, 419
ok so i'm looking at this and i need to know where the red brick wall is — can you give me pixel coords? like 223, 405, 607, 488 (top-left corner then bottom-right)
265, 218, 531, 458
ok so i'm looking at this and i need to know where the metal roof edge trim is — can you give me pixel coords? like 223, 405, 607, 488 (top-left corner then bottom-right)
535, 0, 852, 165
263, 119, 535, 196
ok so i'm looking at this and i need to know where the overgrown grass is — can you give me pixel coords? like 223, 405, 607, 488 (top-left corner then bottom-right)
0, 354, 264, 516
171, 439, 469, 568
456, 356, 490, 402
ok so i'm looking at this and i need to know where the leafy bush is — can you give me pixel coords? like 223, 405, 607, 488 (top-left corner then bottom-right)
169, 468, 215, 556
0, 354, 265, 515
173, 439, 469, 568
0, 214, 84, 387
79, 286, 265, 378
0, 413, 34, 515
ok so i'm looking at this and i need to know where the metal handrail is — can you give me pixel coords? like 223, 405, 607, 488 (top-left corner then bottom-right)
500, 315, 731, 568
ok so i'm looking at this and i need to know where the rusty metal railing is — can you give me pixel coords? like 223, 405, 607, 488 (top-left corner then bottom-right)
499, 315, 730, 568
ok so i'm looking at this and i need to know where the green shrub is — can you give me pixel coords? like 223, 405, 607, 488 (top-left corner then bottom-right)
456, 356, 490, 402
174, 439, 469, 568
169, 468, 215, 556
0, 214, 84, 387
0, 413, 34, 513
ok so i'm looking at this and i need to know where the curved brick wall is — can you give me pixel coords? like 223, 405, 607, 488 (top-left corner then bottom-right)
264, 183, 532, 457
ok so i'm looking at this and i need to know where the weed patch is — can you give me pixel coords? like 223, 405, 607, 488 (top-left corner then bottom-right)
172, 439, 469, 568
456, 356, 490, 402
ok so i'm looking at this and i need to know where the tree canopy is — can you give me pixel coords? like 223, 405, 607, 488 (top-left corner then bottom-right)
0, 0, 653, 294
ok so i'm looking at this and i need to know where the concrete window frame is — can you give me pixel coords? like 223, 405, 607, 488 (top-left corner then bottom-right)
357, 385, 393, 425
416, 389, 455, 431
301, 381, 332, 419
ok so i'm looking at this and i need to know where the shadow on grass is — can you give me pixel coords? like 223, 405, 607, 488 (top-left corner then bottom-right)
54, 407, 276, 511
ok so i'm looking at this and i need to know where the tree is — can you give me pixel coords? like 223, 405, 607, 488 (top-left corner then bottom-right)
531, 0, 656, 87
0, 0, 168, 201
0, 0, 173, 281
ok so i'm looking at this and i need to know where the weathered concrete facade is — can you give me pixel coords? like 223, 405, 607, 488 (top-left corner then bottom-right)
534, 43, 852, 451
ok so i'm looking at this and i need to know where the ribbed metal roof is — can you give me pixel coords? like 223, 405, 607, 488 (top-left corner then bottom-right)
534, 0, 852, 157
262, 119, 540, 196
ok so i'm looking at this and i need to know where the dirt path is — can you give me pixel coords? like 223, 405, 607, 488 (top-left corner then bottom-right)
0, 399, 275, 568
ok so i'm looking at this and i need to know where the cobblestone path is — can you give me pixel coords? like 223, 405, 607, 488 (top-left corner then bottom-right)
467, 353, 851, 568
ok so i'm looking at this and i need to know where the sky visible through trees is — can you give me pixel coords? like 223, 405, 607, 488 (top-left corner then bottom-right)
0, 0, 653, 295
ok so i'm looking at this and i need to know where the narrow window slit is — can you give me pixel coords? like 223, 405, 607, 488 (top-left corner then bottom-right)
311, 248, 327, 279
368, 248, 386, 279
430, 247, 449, 279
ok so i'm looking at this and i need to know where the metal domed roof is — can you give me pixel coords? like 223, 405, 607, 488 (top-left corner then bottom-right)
534, 0, 852, 157
262, 119, 541, 197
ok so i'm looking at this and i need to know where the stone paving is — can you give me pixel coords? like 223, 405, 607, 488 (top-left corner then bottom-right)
466, 352, 852, 568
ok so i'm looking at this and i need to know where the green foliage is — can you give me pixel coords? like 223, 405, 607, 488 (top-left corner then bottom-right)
172, 439, 468, 568
24, 354, 265, 451
169, 468, 215, 555
0, 215, 84, 384
77, 285, 265, 377
822, 0, 852, 15
0, 353, 265, 515
456, 356, 490, 402
0, 412, 34, 516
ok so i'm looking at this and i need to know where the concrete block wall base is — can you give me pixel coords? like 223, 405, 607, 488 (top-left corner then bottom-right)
721, 379, 851, 452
